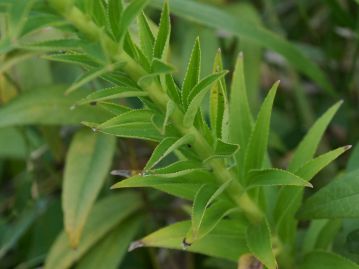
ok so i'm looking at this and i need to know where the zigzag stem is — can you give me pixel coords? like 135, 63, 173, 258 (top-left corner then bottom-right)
48, 1, 263, 223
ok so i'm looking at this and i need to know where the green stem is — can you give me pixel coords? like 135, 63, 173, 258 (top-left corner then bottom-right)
48, 1, 263, 223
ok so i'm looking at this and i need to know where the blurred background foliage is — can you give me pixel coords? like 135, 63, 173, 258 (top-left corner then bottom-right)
0, 0, 358, 268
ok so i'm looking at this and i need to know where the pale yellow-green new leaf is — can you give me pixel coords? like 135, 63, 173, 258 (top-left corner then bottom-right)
62, 129, 116, 248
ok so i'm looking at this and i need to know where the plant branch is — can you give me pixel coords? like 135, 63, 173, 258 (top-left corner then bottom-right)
47, 0, 263, 223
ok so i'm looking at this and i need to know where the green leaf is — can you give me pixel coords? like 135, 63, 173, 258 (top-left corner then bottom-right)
124, 33, 151, 71
247, 168, 312, 189
186, 201, 238, 246
98, 102, 131, 115
153, 0, 170, 60
205, 139, 239, 162
107, 0, 123, 40
144, 134, 194, 170
299, 251, 359, 269
97, 109, 154, 129
295, 145, 352, 181
138, 59, 175, 87
43, 53, 99, 67
133, 220, 249, 261
182, 38, 201, 107
161, 100, 175, 134
63, 129, 116, 248
84, 121, 163, 142
210, 49, 229, 140
76, 215, 141, 269
298, 169, 359, 219
66, 65, 116, 94
151, 58, 175, 74
183, 71, 228, 128
88, 0, 107, 27
0, 86, 111, 128
77, 86, 148, 105
243, 81, 279, 180
149, 0, 334, 93
8, 0, 36, 39
229, 54, 253, 175
150, 160, 204, 177
273, 146, 350, 244
20, 39, 84, 51
119, 0, 149, 42
45, 193, 141, 269
137, 12, 155, 61
165, 74, 182, 107
246, 219, 277, 269
288, 101, 342, 171
112, 170, 216, 200
185, 181, 235, 244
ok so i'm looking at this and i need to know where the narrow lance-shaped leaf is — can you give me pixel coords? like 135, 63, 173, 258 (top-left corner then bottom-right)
77, 86, 148, 105
63, 129, 116, 248
295, 145, 352, 181
273, 146, 350, 244
183, 71, 228, 128
288, 101, 342, 171
210, 49, 229, 140
118, 0, 149, 42
165, 74, 182, 108
144, 134, 195, 170
137, 12, 155, 61
185, 180, 234, 245
20, 39, 84, 51
112, 170, 216, 200
247, 168, 312, 189
153, 0, 170, 60
204, 139, 239, 162
182, 38, 201, 107
131, 220, 249, 262
0, 86, 111, 127
161, 100, 175, 134
107, 0, 123, 40
149, 160, 204, 178
8, 0, 36, 39
246, 219, 277, 269
83, 121, 164, 142
229, 53, 254, 175
87, 0, 107, 27
43, 53, 99, 68
97, 109, 153, 129
66, 65, 115, 95
243, 81, 279, 181
98, 102, 131, 115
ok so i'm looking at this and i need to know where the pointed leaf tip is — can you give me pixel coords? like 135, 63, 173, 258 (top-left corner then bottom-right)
345, 145, 352, 150
128, 240, 144, 252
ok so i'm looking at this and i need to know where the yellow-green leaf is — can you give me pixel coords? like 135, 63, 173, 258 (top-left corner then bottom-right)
63, 129, 116, 247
